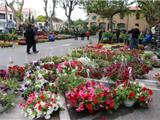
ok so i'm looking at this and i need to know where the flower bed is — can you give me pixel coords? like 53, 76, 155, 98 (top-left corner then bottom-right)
0, 43, 156, 119
0, 42, 13, 48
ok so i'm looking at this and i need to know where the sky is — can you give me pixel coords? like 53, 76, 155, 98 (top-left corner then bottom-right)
23, 0, 87, 21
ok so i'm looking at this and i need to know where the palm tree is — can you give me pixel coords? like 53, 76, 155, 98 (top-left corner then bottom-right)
137, 0, 160, 27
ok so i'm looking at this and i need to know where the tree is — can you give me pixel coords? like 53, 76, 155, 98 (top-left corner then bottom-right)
43, 0, 57, 31
31, 16, 35, 24
6, 0, 24, 30
137, 0, 160, 27
36, 15, 47, 22
59, 0, 80, 27
72, 19, 87, 28
28, 9, 31, 23
83, 0, 131, 31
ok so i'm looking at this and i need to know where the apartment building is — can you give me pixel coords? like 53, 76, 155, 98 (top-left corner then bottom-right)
88, 6, 149, 32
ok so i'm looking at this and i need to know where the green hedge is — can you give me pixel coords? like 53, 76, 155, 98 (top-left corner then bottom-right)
0, 33, 18, 41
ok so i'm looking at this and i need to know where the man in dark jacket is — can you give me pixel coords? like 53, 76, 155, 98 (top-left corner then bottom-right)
25, 24, 38, 54
128, 24, 140, 49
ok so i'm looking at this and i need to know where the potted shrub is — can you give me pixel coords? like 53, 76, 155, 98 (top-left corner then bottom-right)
20, 91, 63, 120
114, 82, 153, 108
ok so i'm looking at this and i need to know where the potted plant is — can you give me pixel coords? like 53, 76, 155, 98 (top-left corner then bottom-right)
155, 73, 160, 87
20, 91, 63, 120
114, 82, 153, 108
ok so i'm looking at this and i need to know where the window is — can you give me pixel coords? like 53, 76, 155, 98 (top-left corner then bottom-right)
117, 23, 125, 30
99, 22, 106, 29
92, 16, 97, 20
136, 13, 140, 20
0, 13, 5, 19
10, 14, 12, 20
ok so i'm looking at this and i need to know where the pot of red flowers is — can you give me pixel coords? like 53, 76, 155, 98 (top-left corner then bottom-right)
8, 65, 25, 81
20, 91, 63, 120
115, 82, 138, 107
66, 80, 115, 113
115, 82, 153, 108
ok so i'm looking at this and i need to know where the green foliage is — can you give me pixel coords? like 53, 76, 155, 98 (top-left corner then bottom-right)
0, 30, 18, 41
36, 15, 47, 22
138, 0, 160, 26
58, 73, 85, 93
72, 19, 88, 28
85, 0, 131, 30
90, 24, 98, 35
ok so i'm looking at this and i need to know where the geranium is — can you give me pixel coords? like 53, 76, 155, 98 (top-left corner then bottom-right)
8, 65, 25, 81
20, 91, 63, 120
114, 82, 153, 107
66, 81, 115, 113
57, 60, 83, 75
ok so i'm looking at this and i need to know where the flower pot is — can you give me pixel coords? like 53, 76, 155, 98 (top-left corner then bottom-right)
0, 101, 7, 113
157, 81, 160, 88
124, 100, 135, 107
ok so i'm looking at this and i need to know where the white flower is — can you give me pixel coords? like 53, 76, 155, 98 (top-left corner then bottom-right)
27, 108, 32, 116
40, 101, 45, 106
36, 111, 42, 118
38, 73, 43, 78
52, 104, 59, 111
44, 114, 51, 119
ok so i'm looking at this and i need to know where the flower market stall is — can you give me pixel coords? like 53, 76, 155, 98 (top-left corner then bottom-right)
0, 43, 159, 120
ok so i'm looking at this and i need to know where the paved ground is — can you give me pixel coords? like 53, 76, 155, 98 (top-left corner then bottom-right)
0, 37, 98, 68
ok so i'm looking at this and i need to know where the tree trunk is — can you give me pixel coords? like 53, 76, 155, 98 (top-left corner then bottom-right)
16, 17, 21, 30
109, 16, 113, 32
49, 17, 54, 32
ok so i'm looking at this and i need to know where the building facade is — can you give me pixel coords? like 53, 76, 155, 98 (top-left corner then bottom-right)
0, 5, 37, 31
88, 6, 149, 32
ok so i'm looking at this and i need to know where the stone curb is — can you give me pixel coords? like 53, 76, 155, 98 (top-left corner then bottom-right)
59, 95, 71, 120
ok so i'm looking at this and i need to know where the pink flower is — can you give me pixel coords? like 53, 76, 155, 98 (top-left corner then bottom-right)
57, 64, 62, 72
63, 61, 69, 66
76, 102, 84, 112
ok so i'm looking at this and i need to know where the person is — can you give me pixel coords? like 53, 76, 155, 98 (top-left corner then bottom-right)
116, 29, 120, 43
81, 29, 85, 40
128, 24, 140, 49
25, 24, 39, 54
142, 29, 152, 46
98, 29, 103, 43
85, 30, 91, 40
48, 32, 55, 42
74, 28, 79, 40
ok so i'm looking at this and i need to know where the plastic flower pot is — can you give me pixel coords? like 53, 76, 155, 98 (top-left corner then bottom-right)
124, 100, 135, 107
157, 81, 160, 88
0, 101, 8, 113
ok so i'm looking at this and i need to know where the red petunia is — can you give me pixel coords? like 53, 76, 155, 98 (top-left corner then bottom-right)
142, 87, 147, 91
148, 90, 153, 96
128, 91, 135, 99
86, 103, 93, 113
40, 95, 45, 100
139, 96, 146, 102
93, 99, 99, 104
38, 105, 42, 111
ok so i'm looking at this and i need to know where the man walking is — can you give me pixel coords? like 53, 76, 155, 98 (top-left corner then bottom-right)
25, 24, 39, 54
128, 24, 140, 49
